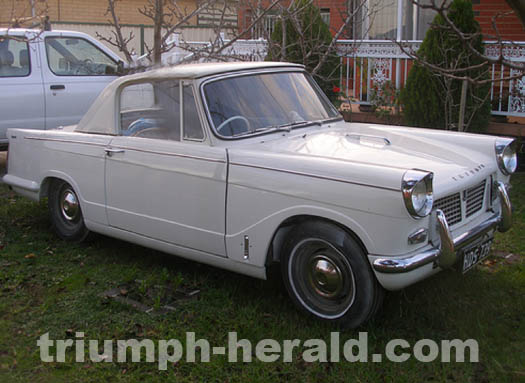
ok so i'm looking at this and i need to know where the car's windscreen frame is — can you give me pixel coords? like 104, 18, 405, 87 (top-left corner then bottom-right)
200, 69, 342, 140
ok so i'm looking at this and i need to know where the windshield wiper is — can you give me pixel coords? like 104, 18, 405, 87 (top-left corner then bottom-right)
230, 120, 322, 138
265, 120, 322, 132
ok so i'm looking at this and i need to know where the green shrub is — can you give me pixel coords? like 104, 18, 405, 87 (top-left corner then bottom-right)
401, 0, 491, 132
266, 0, 340, 102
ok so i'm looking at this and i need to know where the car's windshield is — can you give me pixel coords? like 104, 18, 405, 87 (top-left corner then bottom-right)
203, 71, 340, 138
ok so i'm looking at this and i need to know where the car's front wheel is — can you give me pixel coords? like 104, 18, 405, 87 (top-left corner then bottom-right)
48, 179, 90, 242
281, 220, 383, 328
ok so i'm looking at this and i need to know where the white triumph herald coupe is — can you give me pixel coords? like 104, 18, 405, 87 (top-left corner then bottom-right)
3, 62, 517, 327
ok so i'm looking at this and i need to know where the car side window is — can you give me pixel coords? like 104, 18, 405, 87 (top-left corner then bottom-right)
119, 81, 181, 141
0, 37, 30, 77
45, 36, 118, 76
183, 85, 205, 141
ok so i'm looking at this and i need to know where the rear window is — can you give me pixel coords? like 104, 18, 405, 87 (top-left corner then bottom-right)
0, 37, 30, 77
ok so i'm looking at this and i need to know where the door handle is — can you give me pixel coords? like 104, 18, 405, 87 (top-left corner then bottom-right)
50, 85, 65, 90
105, 148, 125, 157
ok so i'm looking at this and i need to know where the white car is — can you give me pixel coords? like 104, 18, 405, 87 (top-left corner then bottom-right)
2, 62, 517, 327
0, 28, 124, 149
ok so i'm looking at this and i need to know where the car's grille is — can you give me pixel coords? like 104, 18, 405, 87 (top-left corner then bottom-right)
465, 180, 486, 217
434, 193, 462, 226
434, 179, 487, 226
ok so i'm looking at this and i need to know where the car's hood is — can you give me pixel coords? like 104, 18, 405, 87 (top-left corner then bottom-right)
230, 121, 499, 196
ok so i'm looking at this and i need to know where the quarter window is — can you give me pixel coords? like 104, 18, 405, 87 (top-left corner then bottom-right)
119, 80, 181, 141
45, 37, 118, 76
0, 37, 30, 77
119, 80, 204, 142
183, 85, 204, 140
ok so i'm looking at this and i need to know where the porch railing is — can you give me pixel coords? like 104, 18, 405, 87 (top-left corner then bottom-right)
336, 40, 525, 118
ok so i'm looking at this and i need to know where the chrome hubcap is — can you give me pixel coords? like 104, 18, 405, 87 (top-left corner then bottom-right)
60, 189, 79, 221
288, 238, 356, 319
309, 255, 343, 298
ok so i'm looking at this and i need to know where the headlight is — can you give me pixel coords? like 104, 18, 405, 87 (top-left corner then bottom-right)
495, 138, 517, 175
402, 170, 434, 218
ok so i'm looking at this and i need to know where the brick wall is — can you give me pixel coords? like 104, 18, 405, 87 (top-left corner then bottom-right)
473, 0, 525, 41
316, 0, 349, 37
2, 0, 525, 40
238, 0, 351, 38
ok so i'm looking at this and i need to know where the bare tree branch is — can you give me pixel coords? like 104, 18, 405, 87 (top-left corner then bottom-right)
96, 0, 133, 63
397, 0, 525, 86
312, 0, 368, 75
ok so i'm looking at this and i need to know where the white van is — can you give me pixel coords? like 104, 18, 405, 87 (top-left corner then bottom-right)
0, 28, 124, 149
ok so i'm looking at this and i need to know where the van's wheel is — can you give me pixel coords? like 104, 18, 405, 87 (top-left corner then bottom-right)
48, 179, 90, 242
281, 220, 383, 328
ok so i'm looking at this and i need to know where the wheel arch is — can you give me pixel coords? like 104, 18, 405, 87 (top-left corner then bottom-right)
39, 176, 56, 199
39, 172, 82, 201
265, 214, 370, 268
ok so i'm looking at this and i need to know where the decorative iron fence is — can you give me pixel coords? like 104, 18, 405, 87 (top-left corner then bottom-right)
336, 40, 525, 118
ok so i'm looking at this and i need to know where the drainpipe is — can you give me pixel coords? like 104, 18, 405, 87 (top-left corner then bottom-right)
30, 0, 35, 17
413, 0, 419, 40
395, 0, 403, 90
140, 25, 145, 56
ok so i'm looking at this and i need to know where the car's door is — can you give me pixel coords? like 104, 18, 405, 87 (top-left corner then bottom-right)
105, 80, 228, 256
41, 35, 119, 130
0, 36, 44, 144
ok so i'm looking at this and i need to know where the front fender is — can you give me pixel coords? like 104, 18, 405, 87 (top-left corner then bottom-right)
225, 204, 376, 267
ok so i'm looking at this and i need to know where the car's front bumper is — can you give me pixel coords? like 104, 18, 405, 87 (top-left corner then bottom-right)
372, 181, 512, 277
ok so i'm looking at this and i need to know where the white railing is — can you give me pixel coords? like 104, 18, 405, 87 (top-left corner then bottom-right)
336, 40, 525, 117
335, 40, 420, 106
484, 41, 525, 116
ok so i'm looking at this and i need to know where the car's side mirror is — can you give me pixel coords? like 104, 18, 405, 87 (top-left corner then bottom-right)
116, 60, 125, 76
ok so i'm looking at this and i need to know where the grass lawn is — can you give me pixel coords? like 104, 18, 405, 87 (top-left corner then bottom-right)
0, 174, 524, 382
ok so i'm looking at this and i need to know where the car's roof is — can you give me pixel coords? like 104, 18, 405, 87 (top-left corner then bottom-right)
0, 28, 93, 38
123, 61, 305, 80
75, 61, 306, 135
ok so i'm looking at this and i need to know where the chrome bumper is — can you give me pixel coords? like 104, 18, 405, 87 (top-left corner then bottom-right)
373, 182, 512, 274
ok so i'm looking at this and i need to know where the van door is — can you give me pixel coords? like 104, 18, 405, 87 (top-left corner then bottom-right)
0, 36, 44, 146
41, 35, 119, 130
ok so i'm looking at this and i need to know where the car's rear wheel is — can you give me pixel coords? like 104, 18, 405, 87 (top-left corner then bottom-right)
48, 179, 90, 242
280, 220, 383, 328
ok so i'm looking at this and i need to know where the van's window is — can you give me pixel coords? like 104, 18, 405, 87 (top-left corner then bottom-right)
0, 37, 30, 77
120, 81, 181, 141
45, 37, 118, 76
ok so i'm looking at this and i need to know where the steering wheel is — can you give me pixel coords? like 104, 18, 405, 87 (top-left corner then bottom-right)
216, 115, 250, 136
74, 59, 93, 75
289, 110, 304, 122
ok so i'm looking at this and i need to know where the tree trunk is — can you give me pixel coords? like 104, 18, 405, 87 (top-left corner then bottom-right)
153, 0, 163, 66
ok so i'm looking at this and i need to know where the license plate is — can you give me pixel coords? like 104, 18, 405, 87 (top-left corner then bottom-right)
461, 239, 493, 273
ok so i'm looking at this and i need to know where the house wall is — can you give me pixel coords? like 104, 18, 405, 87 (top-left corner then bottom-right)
473, 0, 525, 41
0, 0, 198, 26
239, 0, 525, 41
238, 0, 352, 39
5, 0, 523, 41
0, 0, 216, 59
